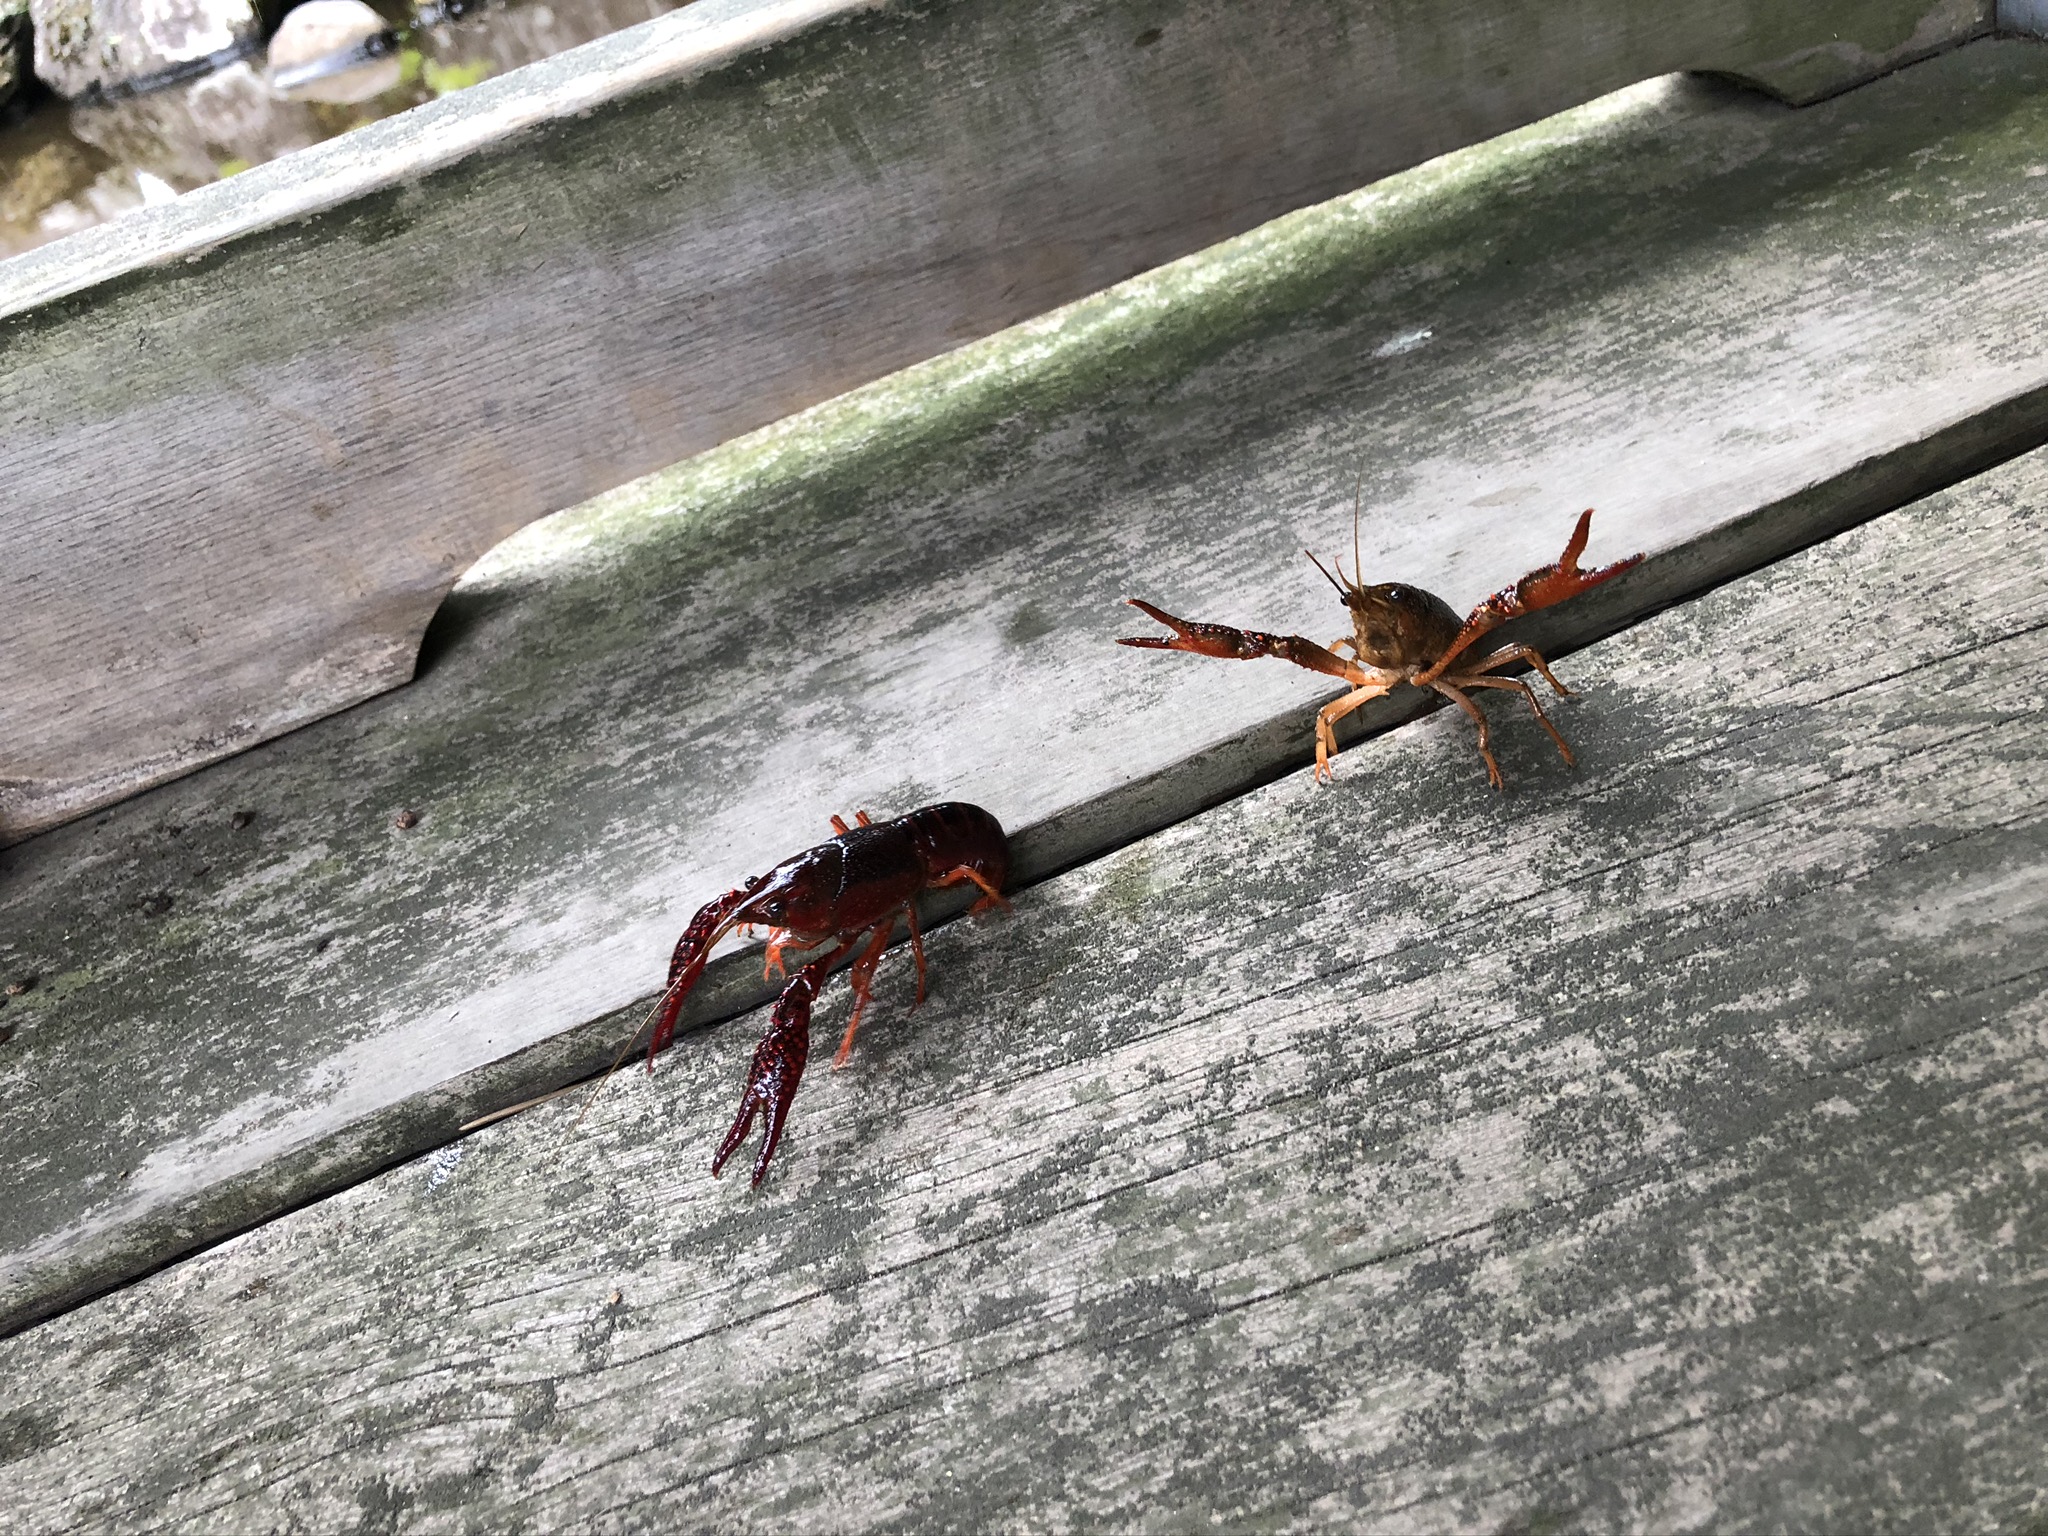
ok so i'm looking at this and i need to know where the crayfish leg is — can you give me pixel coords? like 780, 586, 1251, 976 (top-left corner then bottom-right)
649, 881, 764, 1068
1312, 682, 1394, 783
1463, 641, 1572, 697
1430, 680, 1505, 790
1443, 673, 1577, 767
1419, 511, 1642, 685
1117, 600, 1366, 684
931, 863, 1011, 915
832, 922, 895, 1070
712, 942, 848, 1186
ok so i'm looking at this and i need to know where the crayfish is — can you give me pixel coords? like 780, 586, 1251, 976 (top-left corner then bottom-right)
1120, 509, 1642, 787
648, 801, 1010, 1186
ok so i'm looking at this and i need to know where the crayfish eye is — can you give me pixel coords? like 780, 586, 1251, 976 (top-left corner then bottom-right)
762, 899, 785, 920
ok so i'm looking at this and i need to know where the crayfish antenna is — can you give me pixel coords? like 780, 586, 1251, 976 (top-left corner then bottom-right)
1306, 548, 1350, 599
456, 995, 661, 1137
1352, 471, 1365, 594
1305, 473, 1371, 598
567, 1005, 663, 1136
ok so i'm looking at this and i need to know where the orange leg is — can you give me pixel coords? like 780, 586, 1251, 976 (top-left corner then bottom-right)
931, 863, 1011, 915
1118, 600, 1368, 684
828, 809, 877, 835
1461, 641, 1572, 697
1442, 672, 1576, 767
1418, 510, 1643, 683
1429, 679, 1504, 789
832, 921, 896, 1069
762, 928, 794, 981
1313, 683, 1394, 783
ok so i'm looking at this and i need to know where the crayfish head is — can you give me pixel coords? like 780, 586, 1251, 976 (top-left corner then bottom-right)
738, 842, 847, 938
1307, 533, 1463, 674
1343, 582, 1464, 672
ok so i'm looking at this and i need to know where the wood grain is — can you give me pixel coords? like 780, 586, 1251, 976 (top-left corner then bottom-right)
3, 435, 2043, 1533
0, 0, 1988, 841
8, 41, 2048, 1339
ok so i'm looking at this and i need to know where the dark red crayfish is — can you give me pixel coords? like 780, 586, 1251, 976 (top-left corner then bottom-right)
1121, 509, 1643, 788
649, 801, 1011, 1186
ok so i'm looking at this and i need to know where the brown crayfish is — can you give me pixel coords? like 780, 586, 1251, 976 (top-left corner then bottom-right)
648, 802, 1010, 1185
1120, 509, 1642, 787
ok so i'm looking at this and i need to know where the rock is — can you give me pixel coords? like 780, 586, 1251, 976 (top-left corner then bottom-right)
1, 0, 31, 110
29, 0, 263, 101
410, 0, 677, 83
266, 0, 399, 105
0, 136, 111, 255
68, 58, 322, 188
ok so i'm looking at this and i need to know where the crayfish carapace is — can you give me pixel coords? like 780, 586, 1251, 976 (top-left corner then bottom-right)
1120, 509, 1643, 788
648, 802, 1010, 1186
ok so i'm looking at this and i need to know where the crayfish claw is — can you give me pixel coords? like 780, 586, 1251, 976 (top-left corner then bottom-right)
711, 953, 826, 1186
650, 881, 770, 1067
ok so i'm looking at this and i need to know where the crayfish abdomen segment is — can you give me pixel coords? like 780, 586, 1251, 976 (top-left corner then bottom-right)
901, 801, 1010, 900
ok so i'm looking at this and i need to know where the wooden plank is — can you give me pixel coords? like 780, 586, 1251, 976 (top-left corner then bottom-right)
7, 39, 2048, 1340
0, 0, 1991, 843
3, 437, 2043, 1531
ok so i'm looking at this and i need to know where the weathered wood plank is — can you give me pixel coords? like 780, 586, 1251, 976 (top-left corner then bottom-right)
7, 40, 2048, 1339
4, 432, 2044, 1533
0, 0, 1993, 842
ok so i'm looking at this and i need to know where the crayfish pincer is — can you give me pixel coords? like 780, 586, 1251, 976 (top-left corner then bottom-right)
649, 802, 1011, 1186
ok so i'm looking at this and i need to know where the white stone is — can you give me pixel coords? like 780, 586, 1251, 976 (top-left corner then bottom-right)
29, 0, 262, 99
266, 0, 398, 105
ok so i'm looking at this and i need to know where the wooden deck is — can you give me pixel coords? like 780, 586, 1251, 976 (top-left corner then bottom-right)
5, 432, 2044, 1531
3, 20, 2046, 1534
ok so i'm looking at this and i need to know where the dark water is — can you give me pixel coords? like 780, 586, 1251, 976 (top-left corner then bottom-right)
0, 0, 689, 259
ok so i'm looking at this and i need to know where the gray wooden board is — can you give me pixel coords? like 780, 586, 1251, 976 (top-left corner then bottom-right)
3, 428, 2045, 1533
8, 41, 2048, 1339
0, 0, 1989, 842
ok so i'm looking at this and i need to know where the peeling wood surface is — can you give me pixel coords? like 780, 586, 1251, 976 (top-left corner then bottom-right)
0, 0, 1994, 840
8, 43, 2048, 1338
4, 443, 2045, 1532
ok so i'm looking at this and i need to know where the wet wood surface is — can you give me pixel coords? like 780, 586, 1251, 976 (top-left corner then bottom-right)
0, 0, 1988, 842
3, 440, 2042, 1532
7, 42, 2048, 1339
